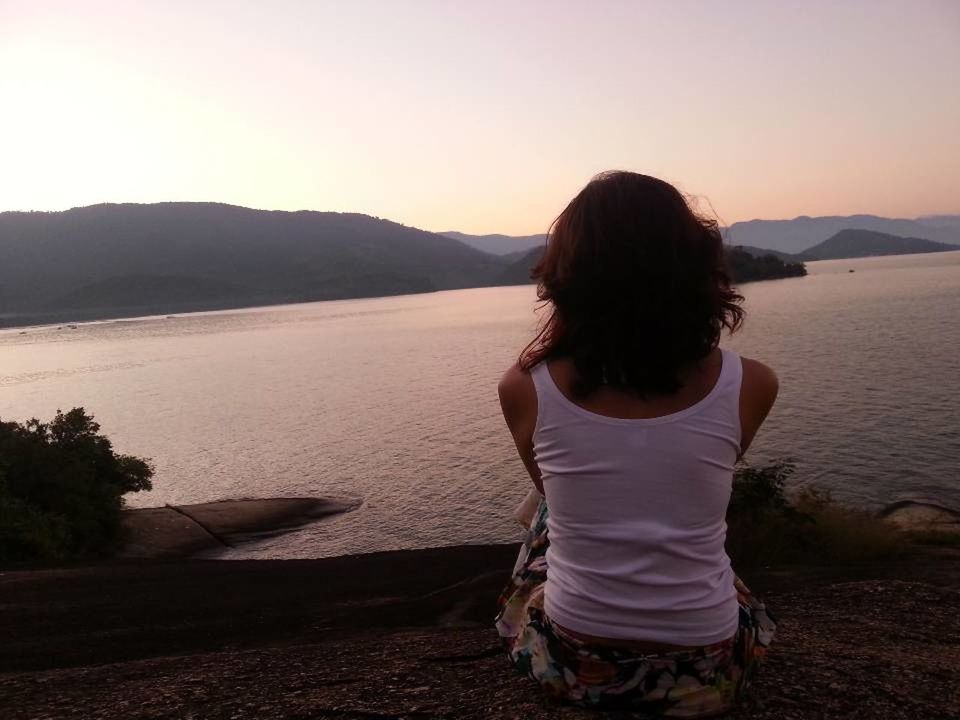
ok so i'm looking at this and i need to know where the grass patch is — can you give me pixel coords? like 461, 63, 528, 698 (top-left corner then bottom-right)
726, 461, 904, 568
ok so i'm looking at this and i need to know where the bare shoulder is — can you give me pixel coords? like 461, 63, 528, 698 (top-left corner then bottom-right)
740, 356, 779, 393
739, 356, 779, 413
498, 362, 532, 393
498, 364, 538, 436
498, 363, 535, 410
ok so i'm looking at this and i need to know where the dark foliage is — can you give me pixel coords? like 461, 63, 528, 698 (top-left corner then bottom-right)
728, 460, 800, 520
726, 247, 807, 282
0, 408, 153, 563
502, 243, 807, 290
727, 460, 817, 567
726, 460, 901, 567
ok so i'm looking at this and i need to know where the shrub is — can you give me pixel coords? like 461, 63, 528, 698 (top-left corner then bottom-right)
726, 461, 902, 568
0, 408, 153, 563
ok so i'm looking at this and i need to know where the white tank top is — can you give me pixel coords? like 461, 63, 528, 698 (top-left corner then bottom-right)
531, 348, 743, 646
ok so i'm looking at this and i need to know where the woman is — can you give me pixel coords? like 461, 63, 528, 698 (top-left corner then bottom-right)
495, 171, 778, 717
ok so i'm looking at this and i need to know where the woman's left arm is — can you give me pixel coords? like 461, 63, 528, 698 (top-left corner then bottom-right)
497, 364, 543, 494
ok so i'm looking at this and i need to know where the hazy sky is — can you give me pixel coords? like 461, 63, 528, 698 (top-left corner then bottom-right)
1, 1, 958, 234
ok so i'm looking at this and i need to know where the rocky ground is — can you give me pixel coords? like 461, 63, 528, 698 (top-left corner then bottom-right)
1, 543, 959, 719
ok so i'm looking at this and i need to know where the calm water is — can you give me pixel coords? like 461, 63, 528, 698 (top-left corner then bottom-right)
1, 252, 958, 558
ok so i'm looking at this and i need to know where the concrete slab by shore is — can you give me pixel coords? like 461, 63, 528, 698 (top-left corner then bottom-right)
880, 500, 960, 535
120, 506, 222, 558
120, 497, 362, 558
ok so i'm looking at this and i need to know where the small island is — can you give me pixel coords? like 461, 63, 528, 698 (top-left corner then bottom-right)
726, 246, 808, 282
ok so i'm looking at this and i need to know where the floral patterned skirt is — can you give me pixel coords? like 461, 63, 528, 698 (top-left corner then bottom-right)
495, 500, 776, 717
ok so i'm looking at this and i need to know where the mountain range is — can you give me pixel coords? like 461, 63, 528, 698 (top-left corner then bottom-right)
449, 216, 960, 257
0, 203, 505, 327
439, 231, 545, 256
734, 229, 959, 263
723, 214, 960, 254
1, 204, 957, 328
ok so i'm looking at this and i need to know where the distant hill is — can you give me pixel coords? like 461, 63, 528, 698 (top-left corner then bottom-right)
724, 214, 960, 254
449, 214, 960, 258
916, 214, 960, 231
440, 231, 546, 256
496, 247, 543, 285
0, 203, 507, 327
497, 246, 806, 286
802, 229, 960, 260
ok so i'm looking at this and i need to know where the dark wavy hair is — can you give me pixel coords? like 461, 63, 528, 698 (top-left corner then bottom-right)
520, 171, 744, 397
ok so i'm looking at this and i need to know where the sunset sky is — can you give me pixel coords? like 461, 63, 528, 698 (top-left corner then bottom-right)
1, 1, 958, 234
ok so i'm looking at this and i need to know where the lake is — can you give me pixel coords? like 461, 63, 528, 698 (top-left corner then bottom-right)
1, 251, 958, 558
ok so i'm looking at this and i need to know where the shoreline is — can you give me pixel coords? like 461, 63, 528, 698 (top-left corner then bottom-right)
3, 248, 957, 332
115, 496, 959, 561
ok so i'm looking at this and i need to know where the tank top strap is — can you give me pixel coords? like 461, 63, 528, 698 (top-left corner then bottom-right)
529, 361, 551, 394
529, 362, 556, 407
719, 348, 743, 392
529, 362, 563, 434
718, 347, 745, 447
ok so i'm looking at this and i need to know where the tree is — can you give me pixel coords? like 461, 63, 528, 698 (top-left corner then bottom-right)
0, 408, 153, 563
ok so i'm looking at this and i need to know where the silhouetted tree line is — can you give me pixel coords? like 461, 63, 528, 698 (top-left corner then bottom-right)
726, 247, 807, 282
500, 245, 807, 287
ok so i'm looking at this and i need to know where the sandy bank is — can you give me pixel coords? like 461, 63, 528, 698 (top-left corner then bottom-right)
121, 497, 362, 558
